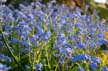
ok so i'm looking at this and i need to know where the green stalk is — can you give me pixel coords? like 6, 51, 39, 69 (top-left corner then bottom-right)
45, 47, 51, 70
28, 46, 32, 71
54, 62, 58, 71
27, 38, 34, 71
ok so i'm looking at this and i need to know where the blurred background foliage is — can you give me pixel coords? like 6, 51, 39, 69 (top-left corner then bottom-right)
4, 0, 108, 19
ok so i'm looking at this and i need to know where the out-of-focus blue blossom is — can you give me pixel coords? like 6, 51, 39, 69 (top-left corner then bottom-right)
51, 11, 58, 17
60, 48, 74, 57
64, 43, 72, 48
56, 32, 67, 47
59, 17, 67, 24
2, 24, 12, 32
35, 25, 44, 34
74, 8, 82, 17
79, 28, 88, 35
75, 23, 82, 28
15, 10, 27, 20
35, 63, 43, 71
57, 32, 66, 38
97, 39, 107, 45
69, 36, 79, 41
89, 41, 96, 49
75, 42, 86, 49
22, 25, 31, 31
101, 66, 108, 71
100, 19, 106, 24
0, 63, 11, 71
30, 35, 37, 46
71, 54, 91, 62
18, 24, 31, 37
90, 63, 98, 71
26, 13, 34, 20
0, 53, 11, 62
68, 10, 81, 18
77, 66, 85, 71
91, 57, 101, 65
67, 7, 81, 18
25, 64, 30, 69
4, 13, 15, 23
96, 33, 105, 39
53, 53, 60, 57
85, 5, 90, 11
88, 24, 98, 34
41, 31, 51, 40
20, 40, 31, 47
19, 31, 30, 38
59, 55, 65, 64
11, 37, 19, 43
33, 32, 42, 40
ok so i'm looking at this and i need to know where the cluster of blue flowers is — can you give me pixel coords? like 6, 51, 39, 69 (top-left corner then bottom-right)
0, 0, 108, 71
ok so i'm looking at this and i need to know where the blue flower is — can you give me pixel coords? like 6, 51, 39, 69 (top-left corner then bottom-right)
96, 33, 105, 39
89, 42, 96, 49
97, 39, 107, 45
90, 63, 98, 71
77, 66, 85, 71
22, 25, 31, 31
11, 37, 19, 43
0, 53, 11, 62
101, 66, 108, 71
25, 64, 30, 69
56, 32, 67, 45
91, 57, 101, 65
59, 17, 67, 24
0, 63, 11, 71
41, 31, 51, 40
75, 42, 86, 49
2, 24, 12, 32
71, 54, 91, 62
20, 40, 31, 47
59, 55, 65, 64
35, 25, 44, 34
69, 36, 79, 41
64, 43, 72, 48
60, 48, 74, 56
30, 35, 37, 45
35, 63, 43, 71
19, 31, 30, 38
